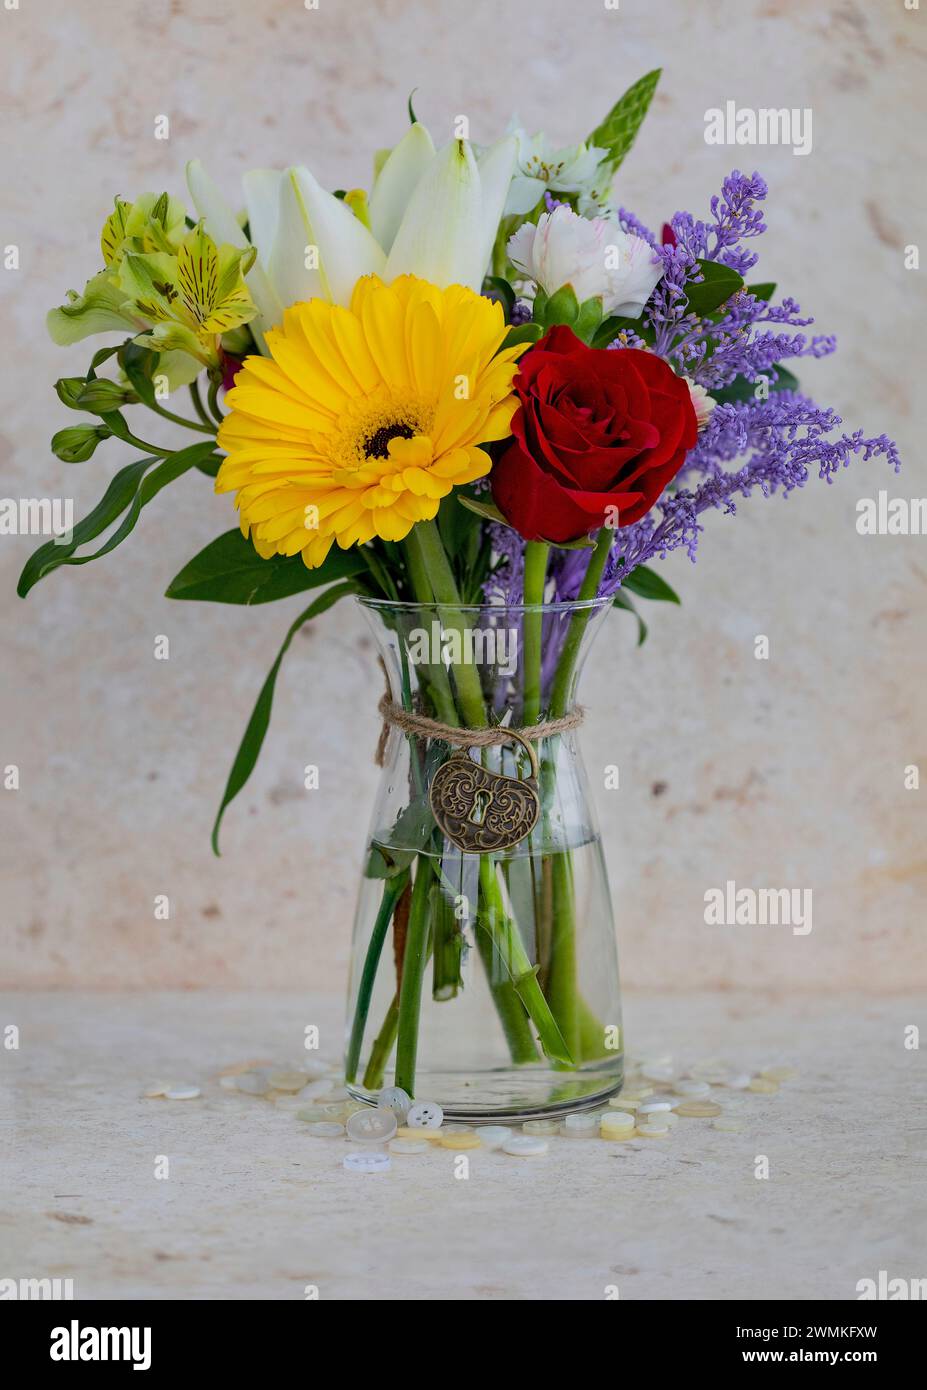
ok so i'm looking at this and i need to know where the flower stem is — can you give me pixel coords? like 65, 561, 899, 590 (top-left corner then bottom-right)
345, 869, 408, 1084
394, 855, 435, 1096
145, 399, 216, 436
206, 376, 224, 427
522, 541, 549, 724
362, 993, 399, 1090
413, 518, 486, 728
549, 526, 612, 717
189, 380, 213, 428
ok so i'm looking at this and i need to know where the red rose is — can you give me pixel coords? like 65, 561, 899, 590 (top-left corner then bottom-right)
491, 326, 698, 543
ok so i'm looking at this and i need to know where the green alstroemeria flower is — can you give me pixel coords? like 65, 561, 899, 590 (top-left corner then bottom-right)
117, 222, 256, 368
101, 191, 187, 268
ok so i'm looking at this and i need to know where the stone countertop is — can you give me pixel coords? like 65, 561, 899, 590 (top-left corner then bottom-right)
3, 990, 924, 1301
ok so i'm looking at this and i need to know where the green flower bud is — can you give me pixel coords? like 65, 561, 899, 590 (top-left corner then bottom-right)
51, 424, 111, 463
75, 378, 138, 413
54, 377, 88, 410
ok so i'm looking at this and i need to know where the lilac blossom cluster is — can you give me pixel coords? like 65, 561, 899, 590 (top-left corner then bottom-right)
485, 171, 900, 607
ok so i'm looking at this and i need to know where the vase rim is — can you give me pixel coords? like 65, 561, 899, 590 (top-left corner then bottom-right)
356, 595, 615, 616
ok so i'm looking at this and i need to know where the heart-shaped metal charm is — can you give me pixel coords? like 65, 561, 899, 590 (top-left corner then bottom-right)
429, 731, 540, 854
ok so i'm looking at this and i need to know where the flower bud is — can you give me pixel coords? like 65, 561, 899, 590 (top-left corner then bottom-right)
76, 378, 138, 413
54, 377, 88, 410
51, 424, 111, 463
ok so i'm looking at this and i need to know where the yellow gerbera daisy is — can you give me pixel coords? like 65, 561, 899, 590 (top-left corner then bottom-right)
216, 273, 524, 567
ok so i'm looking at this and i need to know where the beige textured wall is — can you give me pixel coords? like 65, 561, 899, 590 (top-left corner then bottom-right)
1, 0, 924, 994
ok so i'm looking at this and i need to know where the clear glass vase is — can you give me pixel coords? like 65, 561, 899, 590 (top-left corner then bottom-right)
344, 597, 623, 1120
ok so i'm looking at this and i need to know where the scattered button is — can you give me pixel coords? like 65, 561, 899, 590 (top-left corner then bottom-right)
407, 1100, 444, 1129
388, 1137, 429, 1155
306, 1122, 344, 1138
296, 1105, 343, 1124
673, 1079, 711, 1098
439, 1132, 481, 1149
522, 1118, 561, 1136
641, 1064, 675, 1083
396, 1124, 443, 1142
300, 1079, 334, 1100
377, 1086, 411, 1121
503, 1135, 549, 1157
343, 1151, 391, 1173
600, 1113, 635, 1139
268, 1070, 310, 1093
673, 1100, 723, 1118
561, 1112, 599, 1137
235, 1071, 270, 1095
636, 1123, 670, 1138
748, 1077, 779, 1094
346, 1108, 398, 1144
164, 1086, 201, 1100
475, 1126, 513, 1148
721, 1072, 751, 1090
142, 1082, 170, 1098
440, 1123, 474, 1135
638, 1099, 673, 1115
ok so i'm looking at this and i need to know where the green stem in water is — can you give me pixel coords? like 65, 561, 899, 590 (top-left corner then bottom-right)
522, 541, 549, 725
345, 870, 408, 1084
362, 993, 399, 1091
546, 849, 580, 1063
401, 531, 459, 728
549, 526, 612, 717
394, 855, 435, 1096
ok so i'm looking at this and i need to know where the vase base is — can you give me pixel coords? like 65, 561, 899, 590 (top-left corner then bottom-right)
348, 1059, 624, 1122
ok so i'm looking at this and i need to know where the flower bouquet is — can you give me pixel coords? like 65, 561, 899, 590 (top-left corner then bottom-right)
24, 70, 898, 1118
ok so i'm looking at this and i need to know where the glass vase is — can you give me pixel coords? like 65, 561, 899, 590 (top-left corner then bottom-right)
344, 597, 623, 1120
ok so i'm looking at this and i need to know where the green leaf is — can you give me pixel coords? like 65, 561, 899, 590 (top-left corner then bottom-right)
588, 68, 662, 175
500, 321, 543, 352
572, 295, 604, 344
456, 494, 512, 528
484, 275, 516, 319
365, 799, 436, 878
165, 526, 368, 605
711, 364, 800, 406
211, 581, 358, 854
612, 590, 647, 645
540, 284, 579, 329
620, 564, 681, 604
17, 439, 216, 596
747, 282, 776, 302
685, 260, 744, 317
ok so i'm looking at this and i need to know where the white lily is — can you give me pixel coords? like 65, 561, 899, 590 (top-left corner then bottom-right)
504, 126, 609, 216
187, 127, 516, 356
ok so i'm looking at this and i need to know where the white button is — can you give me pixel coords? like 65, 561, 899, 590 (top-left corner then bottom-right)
561, 1112, 598, 1137
268, 1070, 310, 1093
407, 1100, 444, 1129
164, 1086, 201, 1100
235, 1071, 270, 1095
503, 1135, 549, 1157
300, 1079, 334, 1100
638, 1099, 673, 1115
722, 1072, 752, 1090
673, 1080, 711, 1098
388, 1138, 429, 1154
377, 1086, 411, 1121
475, 1125, 513, 1148
641, 1065, 676, 1083
343, 1151, 391, 1173
306, 1121, 344, 1137
346, 1108, 398, 1144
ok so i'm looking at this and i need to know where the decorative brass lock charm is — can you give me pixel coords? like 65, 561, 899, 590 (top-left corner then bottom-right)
429, 731, 540, 854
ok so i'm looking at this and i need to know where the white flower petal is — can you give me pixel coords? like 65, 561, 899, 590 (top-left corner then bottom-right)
368, 122, 435, 253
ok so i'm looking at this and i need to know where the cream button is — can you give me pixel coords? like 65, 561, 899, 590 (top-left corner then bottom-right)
407, 1100, 444, 1129
439, 1132, 481, 1149
673, 1100, 722, 1118
343, 1151, 391, 1173
748, 1077, 779, 1094
396, 1124, 443, 1142
346, 1108, 398, 1144
600, 1113, 635, 1138
388, 1137, 429, 1154
673, 1080, 711, 1098
377, 1086, 411, 1121
503, 1135, 549, 1157
268, 1070, 310, 1093
636, 1123, 670, 1138
523, 1118, 561, 1136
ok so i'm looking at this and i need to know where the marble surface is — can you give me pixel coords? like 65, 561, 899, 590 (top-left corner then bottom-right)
3, 989, 924, 1300
1, 0, 925, 992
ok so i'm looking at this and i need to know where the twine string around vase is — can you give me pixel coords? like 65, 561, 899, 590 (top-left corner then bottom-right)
374, 687, 584, 767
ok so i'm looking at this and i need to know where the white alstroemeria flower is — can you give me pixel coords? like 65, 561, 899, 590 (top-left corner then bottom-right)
187, 126, 516, 354
508, 204, 664, 317
504, 126, 609, 216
